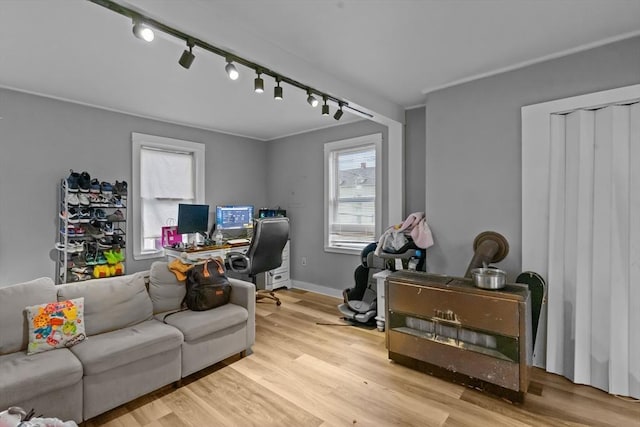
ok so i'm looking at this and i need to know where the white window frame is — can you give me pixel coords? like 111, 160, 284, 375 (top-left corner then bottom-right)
132, 133, 205, 260
324, 133, 382, 254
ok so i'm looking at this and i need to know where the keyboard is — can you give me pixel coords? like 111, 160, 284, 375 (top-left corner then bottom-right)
227, 238, 250, 245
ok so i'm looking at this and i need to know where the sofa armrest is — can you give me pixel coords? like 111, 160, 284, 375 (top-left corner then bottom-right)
228, 278, 256, 350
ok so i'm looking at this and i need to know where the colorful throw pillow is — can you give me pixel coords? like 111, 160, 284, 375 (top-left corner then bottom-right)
25, 297, 86, 355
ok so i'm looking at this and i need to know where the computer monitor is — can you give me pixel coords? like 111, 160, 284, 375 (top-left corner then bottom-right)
177, 204, 209, 235
215, 205, 254, 230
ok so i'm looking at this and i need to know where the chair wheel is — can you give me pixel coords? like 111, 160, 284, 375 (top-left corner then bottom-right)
276, 300, 282, 306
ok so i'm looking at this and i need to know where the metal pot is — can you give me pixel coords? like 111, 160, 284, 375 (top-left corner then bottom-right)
470, 267, 506, 290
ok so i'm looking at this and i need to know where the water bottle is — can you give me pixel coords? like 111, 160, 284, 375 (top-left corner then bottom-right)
214, 228, 224, 246
408, 250, 422, 271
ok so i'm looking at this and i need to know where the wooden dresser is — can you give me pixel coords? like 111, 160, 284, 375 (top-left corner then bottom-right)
385, 271, 532, 402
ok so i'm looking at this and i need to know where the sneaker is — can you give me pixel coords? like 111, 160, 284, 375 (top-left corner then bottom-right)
74, 225, 86, 237
64, 170, 80, 193
107, 209, 125, 222
97, 237, 113, 250
95, 252, 108, 265
94, 208, 108, 222
90, 178, 101, 194
86, 220, 105, 238
66, 193, 79, 206
101, 181, 113, 196
79, 208, 91, 223
59, 208, 80, 224
78, 171, 91, 192
60, 226, 76, 236
114, 181, 128, 199
110, 196, 123, 208
102, 222, 114, 236
111, 234, 125, 248
78, 193, 91, 206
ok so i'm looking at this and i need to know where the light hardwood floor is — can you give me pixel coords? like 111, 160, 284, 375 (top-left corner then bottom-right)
85, 289, 640, 427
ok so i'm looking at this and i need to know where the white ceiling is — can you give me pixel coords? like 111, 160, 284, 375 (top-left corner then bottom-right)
1, 0, 639, 140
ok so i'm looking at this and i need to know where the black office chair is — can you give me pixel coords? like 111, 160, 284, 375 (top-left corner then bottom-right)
226, 217, 290, 306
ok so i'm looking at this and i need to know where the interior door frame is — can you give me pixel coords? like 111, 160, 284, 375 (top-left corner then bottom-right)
521, 83, 640, 367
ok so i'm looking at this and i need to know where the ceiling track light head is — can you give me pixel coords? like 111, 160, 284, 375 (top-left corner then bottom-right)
322, 95, 330, 116
306, 89, 319, 107
274, 77, 283, 100
225, 57, 239, 80
132, 19, 154, 42
334, 102, 344, 120
179, 40, 195, 69
254, 70, 264, 93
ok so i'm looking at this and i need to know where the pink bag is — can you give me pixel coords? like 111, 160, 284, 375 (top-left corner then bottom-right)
161, 226, 182, 247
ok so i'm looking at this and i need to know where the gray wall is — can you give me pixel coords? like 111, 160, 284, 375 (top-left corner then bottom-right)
0, 88, 267, 286
424, 36, 640, 279
267, 120, 388, 292
405, 106, 426, 216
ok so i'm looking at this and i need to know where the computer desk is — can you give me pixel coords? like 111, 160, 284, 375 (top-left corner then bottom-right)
163, 240, 291, 291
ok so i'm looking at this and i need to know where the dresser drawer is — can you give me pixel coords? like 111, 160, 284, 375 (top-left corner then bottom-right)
388, 281, 520, 337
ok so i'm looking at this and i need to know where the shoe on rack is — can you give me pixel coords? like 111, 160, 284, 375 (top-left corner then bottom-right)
102, 222, 114, 236
96, 252, 108, 265
107, 209, 125, 222
79, 208, 91, 223
78, 171, 91, 192
86, 220, 105, 238
101, 181, 113, 196
110, 196, 123, 207
74, 226, 86, 237
60, 226, 76, 236
64, 170, 80, 193
66, 193, 80, 206
114, 181, 128, 199
90, 178, 101, 194
97, 237, 113, 250
59, 207, 80, 224
94, 208, 108, 222
78, 193, 91, 206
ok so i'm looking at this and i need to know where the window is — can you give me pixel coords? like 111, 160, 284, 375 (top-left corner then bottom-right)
132, 133, 205, 260
324, 133, 382, 254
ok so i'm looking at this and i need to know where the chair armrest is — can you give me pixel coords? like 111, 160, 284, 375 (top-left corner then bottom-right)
227, 251, 251, 274
228, 277, 256, 349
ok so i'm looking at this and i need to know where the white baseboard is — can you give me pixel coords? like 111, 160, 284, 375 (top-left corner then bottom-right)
291, 280, 343, 299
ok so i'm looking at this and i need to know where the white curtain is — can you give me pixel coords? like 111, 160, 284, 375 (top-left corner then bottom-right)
546, 102, 640, 398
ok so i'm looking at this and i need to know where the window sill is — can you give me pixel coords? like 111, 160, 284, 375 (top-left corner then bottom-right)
133, 251, 165, 261
324, 246, 362, 256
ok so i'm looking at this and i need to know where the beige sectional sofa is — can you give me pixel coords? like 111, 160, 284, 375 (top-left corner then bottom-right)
0, 261, 255, 423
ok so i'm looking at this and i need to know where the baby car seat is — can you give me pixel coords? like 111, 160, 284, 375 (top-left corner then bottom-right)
338, 243, 384, 324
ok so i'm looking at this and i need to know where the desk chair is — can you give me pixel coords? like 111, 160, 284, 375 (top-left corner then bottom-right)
226, 217, 289, 306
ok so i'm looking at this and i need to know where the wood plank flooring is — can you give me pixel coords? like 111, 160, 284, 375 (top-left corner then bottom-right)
84, 289, 640, 427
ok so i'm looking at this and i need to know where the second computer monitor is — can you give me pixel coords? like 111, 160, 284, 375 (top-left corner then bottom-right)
215, 205, 254, 231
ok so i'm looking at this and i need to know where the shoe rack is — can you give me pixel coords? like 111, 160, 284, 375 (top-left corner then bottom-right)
56, 178, 127, 284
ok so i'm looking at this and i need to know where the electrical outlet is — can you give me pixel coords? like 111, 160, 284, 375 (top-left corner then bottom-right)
301, 257, 307, 266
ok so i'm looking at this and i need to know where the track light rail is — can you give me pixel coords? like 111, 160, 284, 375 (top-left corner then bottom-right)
88, 0, 373, 119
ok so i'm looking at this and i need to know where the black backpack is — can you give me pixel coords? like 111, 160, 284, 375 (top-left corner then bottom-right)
183, 258, 231, 311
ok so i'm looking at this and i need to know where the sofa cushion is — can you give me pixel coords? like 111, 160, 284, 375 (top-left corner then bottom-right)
25, 297, 86, 355
0, 348, 82, 405
57, 272, 152, 336
0, 277, 57, 354
155, 303, 248, 342
69, 319, 183, 375
149, 261, 186, 314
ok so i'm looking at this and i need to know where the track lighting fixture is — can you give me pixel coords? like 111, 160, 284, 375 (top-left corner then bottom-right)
274, 77, 283, 100
334, 102, 344, 120
306, 90, 319, 107
91, 0, 374, 119
322, 96, 330, 116
178, 40, 195, 69
225, 58, 239, 80
132, 20, 154, 42
254, 70, 264, 93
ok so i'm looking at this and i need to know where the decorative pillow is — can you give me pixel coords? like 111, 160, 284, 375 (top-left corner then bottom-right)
25, 297, 86, 355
